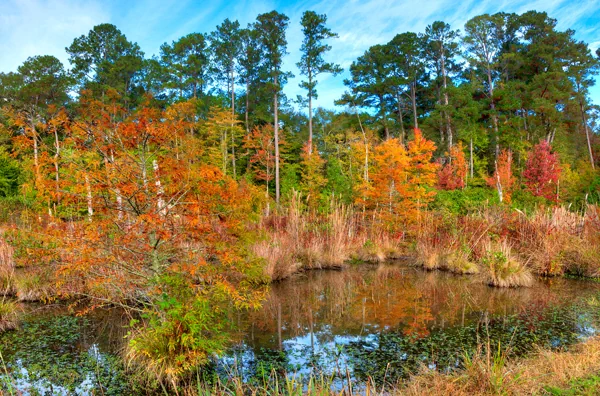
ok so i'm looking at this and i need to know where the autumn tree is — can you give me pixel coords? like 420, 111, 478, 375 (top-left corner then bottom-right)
363, 138, 409, 217
523, 140, 561, 201
437, 142, 467, 190
487, 149, 515, 203
405, 129, 439, 220
0, 55, 71, 196
299, 143, 328, 208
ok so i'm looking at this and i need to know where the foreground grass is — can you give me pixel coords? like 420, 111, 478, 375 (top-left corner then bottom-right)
403, 336, 600, 395
545, 374, 600, 395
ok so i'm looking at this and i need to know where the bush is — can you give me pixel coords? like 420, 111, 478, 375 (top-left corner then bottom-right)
432, 186, 498, 215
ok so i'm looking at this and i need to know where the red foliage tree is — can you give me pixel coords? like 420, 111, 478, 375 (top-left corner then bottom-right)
523, 140, 561, 201
437, 142, 467, 190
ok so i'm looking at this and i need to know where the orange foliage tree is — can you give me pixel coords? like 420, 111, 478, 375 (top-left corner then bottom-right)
405, 129, 439, 220
7, 93, 267, 382
359, 130, 438, 226
487, 149, 516, 203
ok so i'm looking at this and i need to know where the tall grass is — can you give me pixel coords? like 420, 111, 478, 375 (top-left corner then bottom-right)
255, 192, 404, 281
0, 234, 14, 296
404, 335, 600, 396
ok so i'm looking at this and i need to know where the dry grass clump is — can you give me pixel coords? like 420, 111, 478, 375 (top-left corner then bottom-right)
403, 336, 600, 396
354, 231, 404, 263
14, 270, 56, 302
252, 236, 302, 281
0, 234, 15, 296
482, 241, 533, 288
0, 298, 19, 331
513, 207, 573, 276
415, 239, 443, 270
445, 250, 479, 274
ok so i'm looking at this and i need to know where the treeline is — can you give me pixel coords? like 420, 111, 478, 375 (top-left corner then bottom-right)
0, 10, 599, 212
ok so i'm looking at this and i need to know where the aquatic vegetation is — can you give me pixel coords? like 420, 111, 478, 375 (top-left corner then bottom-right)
0, 315, 132, 395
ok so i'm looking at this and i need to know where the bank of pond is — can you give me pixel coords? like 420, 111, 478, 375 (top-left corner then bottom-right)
2, 263, 600, 394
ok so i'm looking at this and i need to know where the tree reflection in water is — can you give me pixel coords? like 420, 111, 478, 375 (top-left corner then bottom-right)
223, 264, 600, 386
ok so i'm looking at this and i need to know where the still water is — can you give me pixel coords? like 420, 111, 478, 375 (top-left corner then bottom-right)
2, 263, 600, 394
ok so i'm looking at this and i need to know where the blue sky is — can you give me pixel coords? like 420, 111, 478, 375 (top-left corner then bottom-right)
1, 0, 599, 108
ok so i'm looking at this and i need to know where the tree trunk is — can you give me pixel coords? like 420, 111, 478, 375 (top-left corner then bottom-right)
487, 69, 500, 159
441, 45, 452, 150
396, 93, 405, 144
153, 159, 166, 216
308, 68, 314, 154
308, 93, 313, 153
231, 69, 237, 179
29, 116, 40, 187
494, 159, 503, 203
53, 124, 61, 205
411, 81, 418, 129
274, 74, 280, 206
581, 99, 595, 169
85, 174, 93, 221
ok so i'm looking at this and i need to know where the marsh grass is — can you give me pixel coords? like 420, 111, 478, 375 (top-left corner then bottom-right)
0, 235, 14, 297
255, 193, 404, 281
0, 299, 19, 332
482, 241, 533, 288
403, 336, 600, 396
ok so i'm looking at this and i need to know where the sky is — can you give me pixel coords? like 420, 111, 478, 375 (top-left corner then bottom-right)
1, 0, 599, 109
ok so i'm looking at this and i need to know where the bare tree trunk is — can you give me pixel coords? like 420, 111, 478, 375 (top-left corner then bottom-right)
441, 46, 452, 150
470, 137, 474, 179
308, 68, 314, 154
85, 174, 93, 221
308, 93, 313, 153
411, 81, 418, 129
153, 159, 165, 216
487, 70, 500, 159
53, 124, 61, 205
396, 93, 405, 144
274, 74, 280, 206
29, 116, 40, 187
494, 159, 503, 203
581, 99, 596, 169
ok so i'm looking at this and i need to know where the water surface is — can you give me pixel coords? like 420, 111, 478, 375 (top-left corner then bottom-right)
2, 263, 600, 394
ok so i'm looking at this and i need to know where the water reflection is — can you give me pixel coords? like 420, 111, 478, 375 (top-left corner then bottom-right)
226, 264, 600, 384
2, 264, 600, 392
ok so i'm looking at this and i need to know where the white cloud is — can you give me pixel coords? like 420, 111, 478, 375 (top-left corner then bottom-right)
0, 0, 108, 72
1, 0, 598, 107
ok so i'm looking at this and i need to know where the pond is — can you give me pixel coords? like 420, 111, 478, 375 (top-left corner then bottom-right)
2, 263, 600, 394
